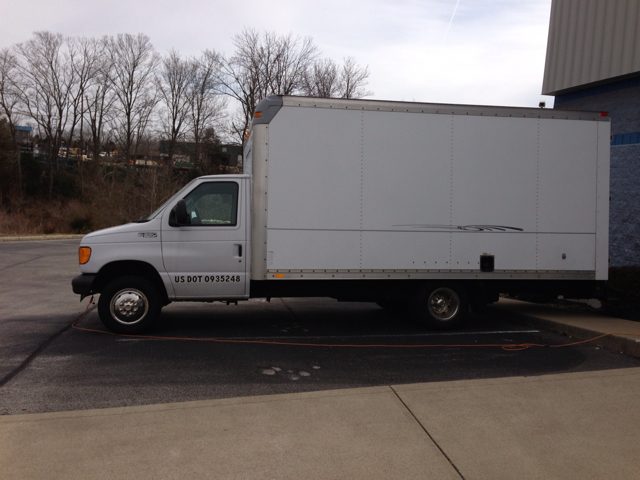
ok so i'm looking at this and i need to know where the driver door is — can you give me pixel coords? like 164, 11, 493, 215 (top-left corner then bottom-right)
161, 178, 249, 299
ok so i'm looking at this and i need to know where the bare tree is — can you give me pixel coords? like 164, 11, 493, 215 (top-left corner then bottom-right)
107, 33, 159, 162
340, 57, 373, 99
189, 50, 227, 171
2, 29, 374, 204
218, 29, 319, 144
303, 56, 372, 99
65, 37, 102, 157
0, 47, 24, 199
263, 31, 317, 96
84, 37, 115, 164
156, 50, 195, 166
217, 30, 263, 144
302, 58, 340, 98
14, 31, 75, 198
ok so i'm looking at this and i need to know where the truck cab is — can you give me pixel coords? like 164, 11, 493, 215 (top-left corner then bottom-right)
72, 174, 251, 333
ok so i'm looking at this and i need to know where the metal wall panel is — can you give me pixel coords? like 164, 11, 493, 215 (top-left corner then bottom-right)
450, 115, 538, 232
249, 126, 269, 280
595, 121, 611, 278
542, 0, 640, 95
537, 118, 598, 233
450, 232, 538, 271
361, 110, 452, 230
266, 107, 363, 231
536, 233, 596, 270
266, 230, 361, 270
361, 231, 451, 270
260, 102, 605, 276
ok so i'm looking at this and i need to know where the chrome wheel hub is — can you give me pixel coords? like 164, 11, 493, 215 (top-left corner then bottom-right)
428, 288, 460, 321
110, 289, 148, 325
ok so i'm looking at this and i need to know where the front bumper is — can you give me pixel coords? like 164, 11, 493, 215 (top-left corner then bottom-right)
72, 274, 96, 300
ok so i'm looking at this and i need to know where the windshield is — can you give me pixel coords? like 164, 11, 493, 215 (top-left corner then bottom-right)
145, 178, 199, 220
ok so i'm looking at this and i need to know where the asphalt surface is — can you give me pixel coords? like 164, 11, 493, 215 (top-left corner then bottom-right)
0, 240, 82, 381
2, 239, 640, 415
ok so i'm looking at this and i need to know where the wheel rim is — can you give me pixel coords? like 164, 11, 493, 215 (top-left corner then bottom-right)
427, 287, 460, 321
109, 288, 149, 325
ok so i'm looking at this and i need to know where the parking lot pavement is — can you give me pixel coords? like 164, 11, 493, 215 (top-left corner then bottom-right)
3, 295, 640, 415
3, 239, 640, 418
0, 240, 82, 382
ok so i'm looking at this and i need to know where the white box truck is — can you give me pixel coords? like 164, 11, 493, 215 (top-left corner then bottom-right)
72, 95, 610, 333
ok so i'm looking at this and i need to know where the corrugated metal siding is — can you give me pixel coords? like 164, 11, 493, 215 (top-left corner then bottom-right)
542, 0, 640, 95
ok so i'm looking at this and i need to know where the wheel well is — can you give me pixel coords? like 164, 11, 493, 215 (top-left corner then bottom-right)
93, 261, 169, 305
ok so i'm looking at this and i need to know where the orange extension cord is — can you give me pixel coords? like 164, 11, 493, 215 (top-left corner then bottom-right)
71, 296, 640, 352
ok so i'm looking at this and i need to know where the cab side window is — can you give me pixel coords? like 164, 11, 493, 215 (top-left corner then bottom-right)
183, 182, 239, 226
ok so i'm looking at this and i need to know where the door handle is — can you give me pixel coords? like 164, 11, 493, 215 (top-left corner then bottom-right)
236, 244, 243, 257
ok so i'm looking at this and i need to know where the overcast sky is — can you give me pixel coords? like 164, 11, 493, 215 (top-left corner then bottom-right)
0, 0, 554, 107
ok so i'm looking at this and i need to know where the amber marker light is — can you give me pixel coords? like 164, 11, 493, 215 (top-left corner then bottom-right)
79, 247, 91, 265
254, 111, 262, 118
274, 274, 284, 278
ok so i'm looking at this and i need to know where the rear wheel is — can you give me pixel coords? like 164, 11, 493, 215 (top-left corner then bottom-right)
98, 276, 161, 334
411, 283, 468, 330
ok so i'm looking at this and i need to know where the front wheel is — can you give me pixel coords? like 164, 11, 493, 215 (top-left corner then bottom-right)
98, 276, 161, 334
410, 283, 469, 330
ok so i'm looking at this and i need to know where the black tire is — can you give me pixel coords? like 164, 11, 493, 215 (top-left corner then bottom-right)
410, 283, 469, 330
98, 276, 162, 334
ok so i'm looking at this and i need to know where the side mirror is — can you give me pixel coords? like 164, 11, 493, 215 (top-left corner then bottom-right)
169, 199, 190, 227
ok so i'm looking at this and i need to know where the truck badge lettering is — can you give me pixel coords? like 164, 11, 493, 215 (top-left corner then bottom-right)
174, 275, 241, 283
138, 232, 158, 238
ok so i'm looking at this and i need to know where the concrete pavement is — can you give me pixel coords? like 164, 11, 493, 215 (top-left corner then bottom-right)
2, 368, 640, 479
2, 300, 640, 479
493, 298, 640, 358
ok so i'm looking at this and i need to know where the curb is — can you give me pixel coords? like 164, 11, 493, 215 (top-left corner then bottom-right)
0, 234, 85, 242
490, 299, 640, 358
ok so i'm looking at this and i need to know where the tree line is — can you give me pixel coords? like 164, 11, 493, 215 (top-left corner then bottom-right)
0, 29, 372, 204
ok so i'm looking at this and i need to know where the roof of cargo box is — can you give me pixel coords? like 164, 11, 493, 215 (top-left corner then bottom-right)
252, 95, 610, 126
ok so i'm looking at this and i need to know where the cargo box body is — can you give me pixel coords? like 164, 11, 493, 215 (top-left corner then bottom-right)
247, 96, 610, 284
